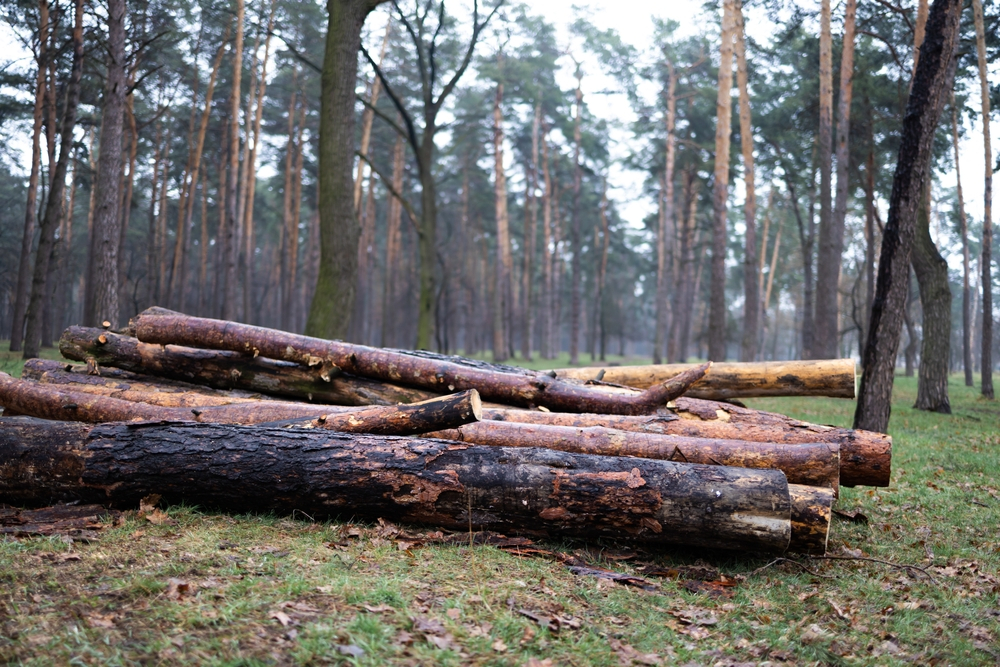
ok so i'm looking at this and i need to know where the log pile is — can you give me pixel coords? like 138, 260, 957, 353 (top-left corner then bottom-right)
0, 308, 892, 556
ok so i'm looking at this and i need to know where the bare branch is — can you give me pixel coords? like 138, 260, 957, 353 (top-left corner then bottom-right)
359, 42, 421, 158
356, 150, 419, 227
434, 0, 503, 112
393, 0, 431, 104
357, 93, 408, 140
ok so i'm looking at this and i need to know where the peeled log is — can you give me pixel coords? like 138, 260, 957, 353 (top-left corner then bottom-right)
131, 308, 710, 414
60, 326, 436, 406
555, 359, 857, 399
789, 484, 833, 555
482, 405, 889, 488
425, 421, 839, 490
0, 417, 793, 553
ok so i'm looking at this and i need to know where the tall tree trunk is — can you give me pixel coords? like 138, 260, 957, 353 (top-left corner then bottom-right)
551, 171, 563, 358
381, 133, 405, 348
673, 175, 700, 362
279, 72, 299, 331
708, 0, 736, 361
972, 0, 993, 399
221, 0, 244, 321
863, 130, 876, 361
912, 185, 951, 412
569, 66, 583, 365
593, 184, 610, 361
83, 0, 127, 329
9, 0, 48, 352
540, 130, 553, 359
118, 90, 138, 311
353, 19, 391, 211
854, 0, 961, 432
734, 0, 758, 362
952, 99, 973, 387
308, 0, 386, 340
492, 78, 512, 362
22, 0, 83, 359
521, 103, 540, 362
146, 120, 162, 307
198, 172, 209, 316
654, 63, 676, 365
812, 0, 836, 359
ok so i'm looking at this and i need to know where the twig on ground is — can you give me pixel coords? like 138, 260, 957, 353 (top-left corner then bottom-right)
808, 554, 940, 584
749, 557, 836, 579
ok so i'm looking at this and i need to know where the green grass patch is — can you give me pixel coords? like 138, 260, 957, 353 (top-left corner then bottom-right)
1, 375, 999, 665
0, 342, 62, 378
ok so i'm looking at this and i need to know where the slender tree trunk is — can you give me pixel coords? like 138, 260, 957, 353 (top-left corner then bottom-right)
279, 73, 299, 331
903, 276, 918, 376
198, 172, 209, 317
734, 0, 758, 362
540, 130, 553, 359
654, 63, 677, 365
156, 124, 172, 306
551, 173, 564, 358
9, 0, 48, 352
289, 100, 307, 324
952, 99, 973, 386
521, 103, 540, 362
23, 0, 83, 359
569, 67, 583, 365
676, 177, 700, 362
221, 0, 245, 321
972, 0, 993, 399
146, 121, 162, 307
353, 19, 391, 211
308, 0, 386, 340
812, 0, 836, 359
854, 0, 961, 432
118, 91, 138, 311
492, 78, 512, 362
593, 184, 610, 361
708, 0, 736, 361
913, 184, 952, 412
83, 0, 127, 329
213, 118, 228, 318
381, 133, 405, 348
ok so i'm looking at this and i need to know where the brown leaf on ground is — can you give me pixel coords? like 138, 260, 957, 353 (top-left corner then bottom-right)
269, 610, 293, 627
164, 578, 196, 601
138, 494, 161, 515
523, 659, 553, 667
833, 509, 869, 524
518, 608, 581, 633
608, 637, 663, 665
0, 503, 121, 540
84, 613, 117, 629
568, 565, 658, 591
362, 604, 395, 614
679, 578, 737, 599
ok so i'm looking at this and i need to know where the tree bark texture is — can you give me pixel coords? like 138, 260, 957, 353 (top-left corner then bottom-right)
0, 374, 480, 436
9, 0, 48, 352
221, 0, 245, 321
789, 484, 833, 554
521, 103, 541, 362
0, 417, 795, 553
708, 0, 736, 362
425, 420, 840, 489
912, 187, 952, 413
654, 64, 677, 365
854, 0, 961, 432
952, 101, 974, 387
813, 0, 836, 359
59, 326, 435, 406
734, 0, 759, 363
553, 359, 856, 399
22, 0, 84, 360
570, 67, 584, 366
493, 78, 512, 362
132, 309, 711, 415
972, 0, 994, 399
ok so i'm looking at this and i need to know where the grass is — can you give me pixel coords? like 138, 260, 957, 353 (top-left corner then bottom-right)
1, 358, 999, 664
0, 342, 62, 378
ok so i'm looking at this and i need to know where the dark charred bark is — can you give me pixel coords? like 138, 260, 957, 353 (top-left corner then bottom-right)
854, 0, 961, 432
0, 417, 794, 553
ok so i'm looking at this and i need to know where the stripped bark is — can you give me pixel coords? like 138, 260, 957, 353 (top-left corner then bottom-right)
0, 417, 794, 553
132, 309, 711, 414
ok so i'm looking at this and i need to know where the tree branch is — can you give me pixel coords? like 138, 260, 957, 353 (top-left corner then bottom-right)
434, 0, 502, 112
359, 42, 421, 158
357, 94, 409, 140
392, 0, 431, 105
356, 151, 420, 228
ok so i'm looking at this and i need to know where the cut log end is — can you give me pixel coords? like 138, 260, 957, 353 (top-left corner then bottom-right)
788, 484, 833, 555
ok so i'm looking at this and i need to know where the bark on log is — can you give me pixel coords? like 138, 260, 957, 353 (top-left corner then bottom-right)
424, 421, 840, 490
60, 326, 436, 406
482, 401, 889, 488
0, 373, 481, 436
0, 417, 793, 553
788, 484, 833, 555
554, 359, 857, 399
131, 308, 710, 414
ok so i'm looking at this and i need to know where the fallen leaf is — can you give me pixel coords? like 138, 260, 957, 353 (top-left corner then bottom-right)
568, 565, 657, 591
336, 644, 364, 657
608, 637, 662, 665
518, 609, 581, 633
269, 610, 293, 627
800, 623, 831, 644
138, 494, 161, 515
362, 604, 394, 614
446, 608, 461, 620
144, 509, 176, 526
524, 659, 553, 667
165, 578, 195, 600
85, 613, 116, 629
492, 639, 508, 653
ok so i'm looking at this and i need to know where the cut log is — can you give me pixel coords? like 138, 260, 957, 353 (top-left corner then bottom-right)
555, 359, 857, 399
424, 421, 840, 490
22, 358, 268, 408
0, 373, 481, 436
60, 326, 437, 406
131, 308, 710, 414
482, 404, 889, 488
0, 417, 793, 553
789, 484, 833, 555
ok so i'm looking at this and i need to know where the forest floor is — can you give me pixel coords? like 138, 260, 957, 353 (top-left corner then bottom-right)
1, 351, 998, 665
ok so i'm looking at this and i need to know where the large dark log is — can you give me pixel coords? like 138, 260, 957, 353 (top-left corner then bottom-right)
0, 417, 793, 553
482, 402, 890, 488
424, 421, 839, 490
60, 326, 436, 406
0, 373, 481, 436
131, 308, 710, 414
789, 484, 833, 555
554, 359, 857, 399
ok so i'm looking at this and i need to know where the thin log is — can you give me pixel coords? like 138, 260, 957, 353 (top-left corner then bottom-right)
554, 359, 857, 399
482, 401, 890, 488
0, 417, 793, 553
788, 484, 832, 555
59, 327, 437, 406
131, 309, 710, 414
424, 420, 839, 489
0, 373, 480, 436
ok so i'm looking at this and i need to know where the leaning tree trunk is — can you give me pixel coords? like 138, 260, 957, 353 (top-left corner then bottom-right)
812, 0, 836, 359
854, 0, 962, 433
708, 0, 736, 362
22, 0, 84, 360
0, 417, 795, 553
972, 0, 993, 399
912, 186, 952, 413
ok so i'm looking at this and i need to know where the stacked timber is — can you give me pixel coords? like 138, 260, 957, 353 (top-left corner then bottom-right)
0, 308, 892, 556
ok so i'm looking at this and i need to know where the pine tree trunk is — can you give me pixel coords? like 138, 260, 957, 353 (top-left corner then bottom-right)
353, 20, 391, 211
734, 0, 758, 362
492, 79, 512, 362
569, 68, 583, 365
708, 0, 736, 361
521, 103, 540, 362
221, 0, 245, 321
118, 91, 137, 310
864, 140, 876, 361
971, 0, 993, 399
854, 0, 962, 432
912, 185, 952, 412
593, 186, 610, 362
381, 133, 405, 348
952, 99, 973, 387
654, 64, 676, 365
145, 121, 162, 308
280, 74, 299, 331
22, 0, 83, 360
540, 131, 553, 359
812, 0, 836, 359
